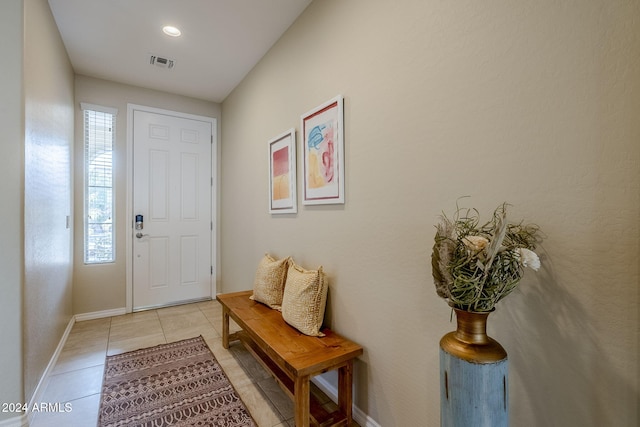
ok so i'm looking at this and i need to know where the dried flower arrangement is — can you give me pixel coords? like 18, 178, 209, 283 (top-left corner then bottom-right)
432, 201, 543, 312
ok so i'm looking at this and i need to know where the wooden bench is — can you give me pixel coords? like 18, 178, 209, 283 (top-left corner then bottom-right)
217, 291, 363, 427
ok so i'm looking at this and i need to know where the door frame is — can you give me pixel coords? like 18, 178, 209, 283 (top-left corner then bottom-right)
125, 104, 217, 313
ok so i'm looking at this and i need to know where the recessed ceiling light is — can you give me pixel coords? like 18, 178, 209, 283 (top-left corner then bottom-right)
162, 26, 181, 37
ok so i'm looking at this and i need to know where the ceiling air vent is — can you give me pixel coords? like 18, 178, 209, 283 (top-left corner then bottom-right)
150, 55, 175, 69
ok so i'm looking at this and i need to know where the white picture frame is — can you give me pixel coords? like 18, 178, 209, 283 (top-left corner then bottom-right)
301, 95, 345, 205
268, 128, 297, 214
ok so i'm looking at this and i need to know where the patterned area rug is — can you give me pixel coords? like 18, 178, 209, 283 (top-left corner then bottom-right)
98, 336, 256, 427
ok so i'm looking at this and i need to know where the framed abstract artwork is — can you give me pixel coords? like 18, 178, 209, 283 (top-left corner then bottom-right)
268, 128, 297, 214
301, 95, 345, 205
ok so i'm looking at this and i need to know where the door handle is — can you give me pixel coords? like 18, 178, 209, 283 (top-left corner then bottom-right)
136, 232, 149, 239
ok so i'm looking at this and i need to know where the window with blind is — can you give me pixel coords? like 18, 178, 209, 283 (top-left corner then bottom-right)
83, 104, 117, 264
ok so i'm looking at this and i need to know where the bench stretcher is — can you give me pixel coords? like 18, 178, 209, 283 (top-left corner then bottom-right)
217, 291, 363, 427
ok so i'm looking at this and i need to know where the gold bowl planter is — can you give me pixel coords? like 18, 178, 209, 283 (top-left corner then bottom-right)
440, 309, 507, 363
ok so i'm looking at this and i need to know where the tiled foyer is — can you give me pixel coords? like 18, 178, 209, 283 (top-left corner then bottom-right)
29, 299, 354, 427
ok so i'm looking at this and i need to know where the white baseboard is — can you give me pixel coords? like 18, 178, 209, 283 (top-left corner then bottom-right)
74, 307, 126, 322
312, 375, 381, 427
25, 316, 75, 426
0, 414, 27, 427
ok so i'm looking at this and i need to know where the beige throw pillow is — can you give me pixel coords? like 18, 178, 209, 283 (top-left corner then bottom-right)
281, 262, 328, 337
250, 254, 290, 310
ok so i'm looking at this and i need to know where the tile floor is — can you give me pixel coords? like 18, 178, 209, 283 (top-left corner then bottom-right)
30, 299, 353, 427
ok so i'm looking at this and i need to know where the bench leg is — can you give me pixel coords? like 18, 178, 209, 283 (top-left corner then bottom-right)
338, 361, 354, 425
294, 375, 310, 427
222, 306, 230, 349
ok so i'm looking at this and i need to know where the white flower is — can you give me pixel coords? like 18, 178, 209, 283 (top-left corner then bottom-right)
516, 247, 540, 271
462, 235, 489, 252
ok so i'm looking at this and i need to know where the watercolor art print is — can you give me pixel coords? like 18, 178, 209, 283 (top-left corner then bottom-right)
268, 128, 297, 214
301, 95, 345, 205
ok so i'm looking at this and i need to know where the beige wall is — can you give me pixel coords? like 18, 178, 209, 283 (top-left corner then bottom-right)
73, 76, 221, 314
0, 0, 75, 414
221, 0, 639, 426
0, 1, 25, 421
23, 0, 75, 403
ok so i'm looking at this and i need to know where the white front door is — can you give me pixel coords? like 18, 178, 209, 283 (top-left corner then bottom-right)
132, 109, 213, 310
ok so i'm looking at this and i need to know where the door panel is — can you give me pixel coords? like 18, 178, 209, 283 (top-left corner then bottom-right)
133, 110, 212, 310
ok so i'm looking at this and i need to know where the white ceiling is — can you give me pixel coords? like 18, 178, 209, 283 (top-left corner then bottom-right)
48, 0, 313, 103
